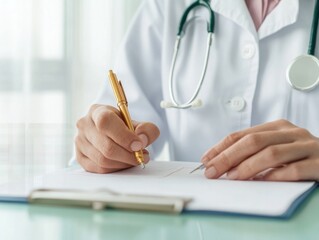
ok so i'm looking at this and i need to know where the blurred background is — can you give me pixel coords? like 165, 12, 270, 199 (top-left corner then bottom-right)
0, 0, 143, 178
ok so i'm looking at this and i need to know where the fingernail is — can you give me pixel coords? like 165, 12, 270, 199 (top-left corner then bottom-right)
227, 169, 239, 180
205, 166, 217, 178
138, 134, 148, 148
131, 141, 143, 151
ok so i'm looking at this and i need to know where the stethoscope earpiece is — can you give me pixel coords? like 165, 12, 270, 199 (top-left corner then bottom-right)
191, 99, 203, 108
160, 99, 203, 109
160, 101, 174, 109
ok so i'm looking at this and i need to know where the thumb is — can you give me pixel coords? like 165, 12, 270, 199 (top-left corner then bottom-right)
133, 121, 160, 148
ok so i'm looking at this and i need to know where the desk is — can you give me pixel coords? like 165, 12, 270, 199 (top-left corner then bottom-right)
0, 167, 318, 240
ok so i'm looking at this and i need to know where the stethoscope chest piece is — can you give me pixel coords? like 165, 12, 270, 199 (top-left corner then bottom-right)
287, 54, 319, 91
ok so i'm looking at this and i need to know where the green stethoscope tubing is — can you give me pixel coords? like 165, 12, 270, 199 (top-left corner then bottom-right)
177, 0, 214, 36
162, 0, 215, 109
309, 0, 319, 55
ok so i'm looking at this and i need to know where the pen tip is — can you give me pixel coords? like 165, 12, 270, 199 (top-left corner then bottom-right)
189, 164, 205, 174
140, 163, 145, 169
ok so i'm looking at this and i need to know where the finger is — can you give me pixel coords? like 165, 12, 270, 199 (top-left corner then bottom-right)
90, 104, 121, 119
76, 145, 114, 174
77, 150, 150, 174
134, 122, 160, 148
77, 152, 132, 174
84, 130, 143, 166
78, 151, 150, 174
86, 117, 152, 165
227, 141, 311, 180
84, 119, 136, 164
91, 105, 144, 152
201, 119, 295, 162
76, 134, 137, 168
262, 158, 319, 181
204, 130, 295, 179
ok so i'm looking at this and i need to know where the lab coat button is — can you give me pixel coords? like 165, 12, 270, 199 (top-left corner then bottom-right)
242, 44, 255, 59
230, 97, 246, 112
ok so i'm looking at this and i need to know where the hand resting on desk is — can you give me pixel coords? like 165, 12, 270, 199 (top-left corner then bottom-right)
201, 119, 319, 181
75, 104, 160, 173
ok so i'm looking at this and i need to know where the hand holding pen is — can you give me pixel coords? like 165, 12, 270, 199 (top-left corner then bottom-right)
74, 71, 160, 174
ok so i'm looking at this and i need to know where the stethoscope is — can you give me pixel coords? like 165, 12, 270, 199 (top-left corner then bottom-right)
161, 0, 319, 110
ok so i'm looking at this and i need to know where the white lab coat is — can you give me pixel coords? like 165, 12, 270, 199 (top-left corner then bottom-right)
95, 0, 319, 162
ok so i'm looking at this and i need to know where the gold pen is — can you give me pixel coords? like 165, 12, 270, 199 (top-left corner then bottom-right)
108, 70, 145, 169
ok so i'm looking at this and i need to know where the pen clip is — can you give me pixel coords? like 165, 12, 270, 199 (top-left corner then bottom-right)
118, 80, 128, 106
108, 70, 127, 106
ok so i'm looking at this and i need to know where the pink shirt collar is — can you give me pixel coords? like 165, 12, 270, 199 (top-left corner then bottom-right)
245, 0, 281, 30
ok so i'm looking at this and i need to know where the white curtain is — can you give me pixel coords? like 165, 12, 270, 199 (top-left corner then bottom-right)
0, 0, 143, 172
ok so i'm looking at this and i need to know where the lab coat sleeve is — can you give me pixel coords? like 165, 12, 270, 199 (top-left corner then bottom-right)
94, 0, 169, 159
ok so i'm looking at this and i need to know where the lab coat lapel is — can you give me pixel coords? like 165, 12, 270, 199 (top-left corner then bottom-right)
258, 0, 299, 40
211, 0, 299, 41
210, 0, 257, 40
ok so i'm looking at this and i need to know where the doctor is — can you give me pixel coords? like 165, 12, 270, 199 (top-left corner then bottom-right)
75, 0, 319, 181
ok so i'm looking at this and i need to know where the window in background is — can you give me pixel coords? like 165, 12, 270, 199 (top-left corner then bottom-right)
0, 0, 143, 179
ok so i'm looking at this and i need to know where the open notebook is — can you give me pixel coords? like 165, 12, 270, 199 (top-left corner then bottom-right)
0, 161, 316, 218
